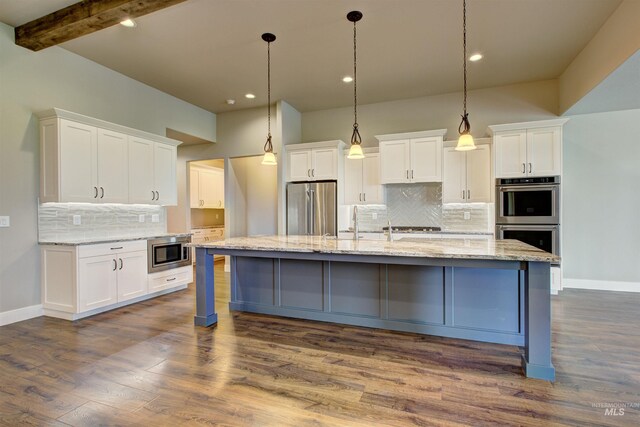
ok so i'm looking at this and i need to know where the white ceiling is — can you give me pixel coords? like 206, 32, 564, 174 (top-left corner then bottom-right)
0, 0, 624, 114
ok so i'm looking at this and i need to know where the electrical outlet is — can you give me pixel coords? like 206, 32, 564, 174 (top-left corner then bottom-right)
138, 215, 145, 223
215, 214, 219, 219
151, 214, 160, 223
463, 212, 471, 220
73, 215, 81, 225
0, 216, 9, 228
372, 213, 378, 220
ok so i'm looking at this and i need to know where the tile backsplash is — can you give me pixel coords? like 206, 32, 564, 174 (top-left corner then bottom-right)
38, 203, 166, 242
342, 183, 494, 233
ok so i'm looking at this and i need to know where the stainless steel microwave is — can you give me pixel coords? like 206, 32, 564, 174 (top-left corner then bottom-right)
147, 236, 191, 273
496, 176, 560, 225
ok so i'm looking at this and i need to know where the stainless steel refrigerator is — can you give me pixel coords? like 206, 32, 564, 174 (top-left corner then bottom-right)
286, 181, 337, 236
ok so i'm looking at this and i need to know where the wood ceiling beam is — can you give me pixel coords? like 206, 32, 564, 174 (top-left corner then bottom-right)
15, 0, 188, 51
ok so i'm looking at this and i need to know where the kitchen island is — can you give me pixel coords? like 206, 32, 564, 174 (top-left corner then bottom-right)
190, 235, 558, 380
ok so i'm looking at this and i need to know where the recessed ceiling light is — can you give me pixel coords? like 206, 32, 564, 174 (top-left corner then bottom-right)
469, 53, 483, 62
120, 18, 137, 28
245, 93, 256, 99
342, 76, 353, 83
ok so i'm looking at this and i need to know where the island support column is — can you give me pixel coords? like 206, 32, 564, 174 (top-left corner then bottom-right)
522, 261, 555, 381
194, 247, 218, 327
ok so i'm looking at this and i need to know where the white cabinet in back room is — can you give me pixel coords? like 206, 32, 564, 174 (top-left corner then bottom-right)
286, 140, 344, 182
190, 166, 224, 208
443, 144, 491, 203
376, 130, 446, 184
344, 151, 383, 204
490, 119, 567, 178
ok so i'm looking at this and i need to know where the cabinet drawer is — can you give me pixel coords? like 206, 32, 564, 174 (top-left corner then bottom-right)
148, 265, 193, 292
78, 240, 147, 258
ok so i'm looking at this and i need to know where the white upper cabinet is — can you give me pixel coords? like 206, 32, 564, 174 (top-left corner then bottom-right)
39, 109, 180, 205
490, 119, 567, 178
443, 144, 491, 203
286, 140, 344, 182
377, 130, 446, 184
344, 152, 383, 204
97, 129, 129, 203
190, 166, 224, 208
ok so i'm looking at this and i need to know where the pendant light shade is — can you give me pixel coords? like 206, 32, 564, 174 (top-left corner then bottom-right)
347, 11, 365, 160
261, 32, 277, 165
456, 0, 477, 152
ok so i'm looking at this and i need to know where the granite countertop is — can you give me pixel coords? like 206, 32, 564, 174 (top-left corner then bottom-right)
188, 235, 559, 263
39, 232, 192, 246
340, 229, 493, 236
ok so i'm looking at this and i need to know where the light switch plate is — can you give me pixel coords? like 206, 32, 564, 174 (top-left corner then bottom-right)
138, 215, 145, 223
73, 215, 81, 225
0, 216, 9, 227
151, 214, 160, 223
463, 212, 471, 220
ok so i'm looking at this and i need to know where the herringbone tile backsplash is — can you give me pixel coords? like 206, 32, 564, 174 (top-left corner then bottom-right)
386, 183, 442, 227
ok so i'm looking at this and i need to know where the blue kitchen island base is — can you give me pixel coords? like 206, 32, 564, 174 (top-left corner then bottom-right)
194, 243, 555, 381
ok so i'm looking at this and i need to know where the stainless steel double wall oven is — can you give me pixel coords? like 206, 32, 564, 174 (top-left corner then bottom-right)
496, 176, 560, 263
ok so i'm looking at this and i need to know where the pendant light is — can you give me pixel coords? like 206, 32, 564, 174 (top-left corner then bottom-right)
456, 0, 477, 151
261, 32, 277, 165
347, 11, 364, 159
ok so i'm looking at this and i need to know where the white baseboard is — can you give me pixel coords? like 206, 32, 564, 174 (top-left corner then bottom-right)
562, 278, 640, 293
0, 304, 43, 326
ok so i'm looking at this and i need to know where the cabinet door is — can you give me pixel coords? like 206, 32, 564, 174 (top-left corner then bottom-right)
312, 148, 337, 180
288, 150, 312, 181
97, 129, 128, 203
343, 156, 363, 204
362, 153, 383, 204
380, 140, 410, 184
494, 132, 527, 178
466, 145, 492, 202
198, 169, 218, 208
154, 143, 177, 205
116, 250, 148, 302
212, 167, 224, 208
527, 127, 561, 177
410, 137, 442, 182
189, 168, 201, 208
443, 147, 466, 203
128, 136, 156, 204
78, 254, 118, 312
59, 119, 97, 202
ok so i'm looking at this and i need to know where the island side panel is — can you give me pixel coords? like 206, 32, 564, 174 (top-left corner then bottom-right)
522, 261, 555, 381
194, 247, 218, 327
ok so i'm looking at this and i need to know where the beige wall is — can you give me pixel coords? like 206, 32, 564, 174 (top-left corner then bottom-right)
559, 0, 640, 113
302, 80, 559, 145
0, 22, 216, 314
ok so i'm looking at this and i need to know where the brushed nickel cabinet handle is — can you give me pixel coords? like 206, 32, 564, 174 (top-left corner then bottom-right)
528, 163, 532, 174
94, 187, 98, 198
152, 191, 156, 201
467, 190, 470, 199
462, 190, 465, 199
312, 169, 315, 177
363, 193, 366, 202
110, 247, 123, 250
100, 187, 104, 198
406, 170, 409, 179
307, 169, 311, 177
112, 259, 117, 271
522, 163, 526, 174
166, 277, 177, 282
119, 258, 123, 270
411, 170, 414, 179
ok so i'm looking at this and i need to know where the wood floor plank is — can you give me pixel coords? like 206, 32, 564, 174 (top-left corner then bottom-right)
1, 264, 639, 425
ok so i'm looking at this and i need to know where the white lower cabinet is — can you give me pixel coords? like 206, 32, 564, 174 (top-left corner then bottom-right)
42, 239, 191, 320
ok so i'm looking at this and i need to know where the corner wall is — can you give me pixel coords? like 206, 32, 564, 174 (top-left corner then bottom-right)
562, 108, 640, 292
0, 22, 216, 317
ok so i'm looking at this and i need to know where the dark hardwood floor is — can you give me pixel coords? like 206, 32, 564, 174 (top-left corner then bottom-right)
1, 261, 639, 426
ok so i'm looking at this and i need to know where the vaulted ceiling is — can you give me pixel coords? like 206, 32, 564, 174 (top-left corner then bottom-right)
0, 0, 624, 114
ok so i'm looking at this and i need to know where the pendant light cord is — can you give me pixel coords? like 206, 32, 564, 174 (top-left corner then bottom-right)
458, 0, 471, 135
351, 18, 362, 145
264, 39, 273, 153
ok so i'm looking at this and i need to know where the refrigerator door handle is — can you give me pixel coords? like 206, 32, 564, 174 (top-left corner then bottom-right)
309, 189, 315, 235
